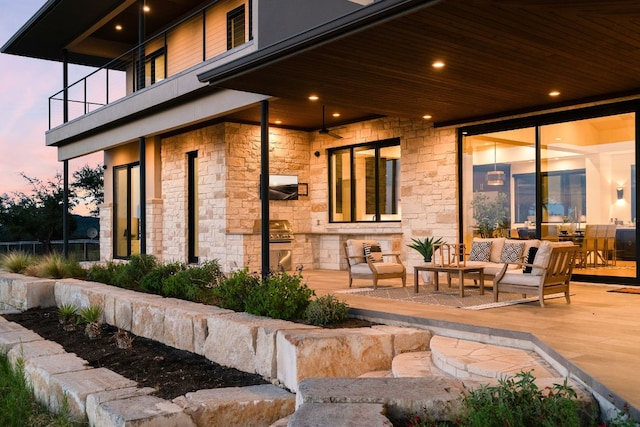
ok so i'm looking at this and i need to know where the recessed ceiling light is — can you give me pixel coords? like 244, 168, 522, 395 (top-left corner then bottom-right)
332, 113, 340, 117
422, 114, 433, 120
308, 95, 319, 101
432, 61, 445, 69
115, 24, 123, 31
549, 90, 560, 97
274, 120, 282, 124
143, 5, 151, 12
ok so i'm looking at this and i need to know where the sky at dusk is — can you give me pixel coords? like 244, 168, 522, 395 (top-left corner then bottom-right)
0, 0, 101, 203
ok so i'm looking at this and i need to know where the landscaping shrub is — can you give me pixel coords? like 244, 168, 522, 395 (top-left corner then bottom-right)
244, 271, 315, 320
0, 251, 35, 273
304, 294, 349, 326
85, 261, 120, 285
25, 253, 85, 279
211, 268, 260, 312
113, 254, 158, 289
160, 260, 224, 303
139, 261, 185, 294
460, 370, 581, 427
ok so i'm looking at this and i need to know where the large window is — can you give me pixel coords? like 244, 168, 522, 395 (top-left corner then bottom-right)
461, 109, 637, 281
114, 163, 140, 258
227, 5, 245, 50
329, 138, 401, 222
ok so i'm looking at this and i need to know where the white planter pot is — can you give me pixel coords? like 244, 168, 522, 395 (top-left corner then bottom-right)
421, 270, 433, 285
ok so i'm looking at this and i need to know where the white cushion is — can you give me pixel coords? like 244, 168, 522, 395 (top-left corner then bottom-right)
351, 262, 403, 275
531, 241, 553, 275
499, 271, 544, 286
346, 239, 376, 265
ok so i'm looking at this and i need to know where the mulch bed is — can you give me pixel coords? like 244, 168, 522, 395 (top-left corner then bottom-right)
2, 307, 269, 400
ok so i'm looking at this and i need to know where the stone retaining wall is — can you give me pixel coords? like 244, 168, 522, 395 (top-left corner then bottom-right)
0, 272, 432, 392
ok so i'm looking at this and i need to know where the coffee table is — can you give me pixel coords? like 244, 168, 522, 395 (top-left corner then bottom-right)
413, 264, 485, 297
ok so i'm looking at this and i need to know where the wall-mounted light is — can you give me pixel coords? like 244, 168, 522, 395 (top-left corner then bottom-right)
486, 142, 504, 186
617, 187, 624, 200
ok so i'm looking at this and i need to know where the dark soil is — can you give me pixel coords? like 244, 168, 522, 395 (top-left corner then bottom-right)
2, 307, 377, 400
2, 307, 269, 400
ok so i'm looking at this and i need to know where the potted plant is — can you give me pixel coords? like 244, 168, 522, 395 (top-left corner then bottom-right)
408, 236, 445, 285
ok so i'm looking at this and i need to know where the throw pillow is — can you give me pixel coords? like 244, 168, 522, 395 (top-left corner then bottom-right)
363, 242, 383, 263
531, 241, 554, 275
468, 241, 492, 262
500, 241, 525, 263
523, 246, 538, 273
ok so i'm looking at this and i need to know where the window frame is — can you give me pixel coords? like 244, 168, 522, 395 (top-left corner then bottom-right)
328, 137, 401, 223
226, 5, 246, 50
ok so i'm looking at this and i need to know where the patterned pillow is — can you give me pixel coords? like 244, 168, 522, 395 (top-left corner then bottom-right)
363, 242, 383, 263
468, 241, 492, 262
500, 241, 525, 263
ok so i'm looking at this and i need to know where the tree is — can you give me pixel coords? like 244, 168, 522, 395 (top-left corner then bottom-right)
0, 173, 77, 252
72, 164, 104, 217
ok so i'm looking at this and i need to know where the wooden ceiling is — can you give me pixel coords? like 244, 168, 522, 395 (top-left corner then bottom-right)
210, 0, 640, 130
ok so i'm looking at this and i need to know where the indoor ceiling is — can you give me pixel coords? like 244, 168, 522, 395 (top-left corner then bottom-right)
203, 0, 640, 130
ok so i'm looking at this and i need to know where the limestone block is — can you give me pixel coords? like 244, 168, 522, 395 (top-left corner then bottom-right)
296, 377, 466, 423
7, 339, 65, 367
113, 293, 134, 331
0, 273, 13, 306
202, 312, 317, 377
55, 278, 102, 308
130, 295, 167, 341
24, 353, 90, 406
12, 277, 56, 310
276, 328, 394, 392
85, 387, 156, 426
372, 325, 432, 355
49, 367, 137, 420
288, 402, 392, 427
91, 394, 195, 427
164, 299, 233, 353
0, 329, 43, 354
174, 384, 295, 427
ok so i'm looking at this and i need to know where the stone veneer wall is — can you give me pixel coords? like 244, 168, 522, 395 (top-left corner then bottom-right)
102, 116, 458, 272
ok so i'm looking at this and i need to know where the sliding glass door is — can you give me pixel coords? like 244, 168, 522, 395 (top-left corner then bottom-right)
461, 109, 637, 282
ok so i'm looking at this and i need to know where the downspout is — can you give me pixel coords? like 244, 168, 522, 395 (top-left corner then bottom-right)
260, 101, 270, 279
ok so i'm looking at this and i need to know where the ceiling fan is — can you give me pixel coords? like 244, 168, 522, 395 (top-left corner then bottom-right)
318, 105, 343, 139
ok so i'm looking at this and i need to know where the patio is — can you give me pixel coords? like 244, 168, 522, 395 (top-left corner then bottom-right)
302, 269, 640, 416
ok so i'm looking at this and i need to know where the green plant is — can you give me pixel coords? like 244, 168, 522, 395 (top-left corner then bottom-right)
408, 236, 445, 262
460, 370, 581, 427
245, 271, 315, 320
85, 261, 120, 285
58, 304, 78, 332
113, 254, 158, 289
212, 268, 260, 312
0, 353, 83, 427
25, 253, 86, 279
0, 251, 35, 273
471, 192, 509, 238
78, 305, 103, 339
304, 294, 350, 326
159, 260, 224, 303
139, 261, 185, 294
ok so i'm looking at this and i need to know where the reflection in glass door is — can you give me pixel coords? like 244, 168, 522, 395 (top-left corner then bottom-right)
114, 163, 140, 258
462, 111, 637, 282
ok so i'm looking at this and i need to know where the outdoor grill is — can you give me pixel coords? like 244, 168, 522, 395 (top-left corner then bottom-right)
254, 219, 294, 271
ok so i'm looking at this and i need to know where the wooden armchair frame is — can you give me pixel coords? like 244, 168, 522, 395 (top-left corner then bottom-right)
343, 241, 406, 289
493, 245, 578, 307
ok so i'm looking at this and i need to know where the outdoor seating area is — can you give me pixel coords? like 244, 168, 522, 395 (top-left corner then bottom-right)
343, 239, 406, 289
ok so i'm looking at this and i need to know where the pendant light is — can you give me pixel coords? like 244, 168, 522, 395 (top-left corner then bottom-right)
486, 142, 504, 186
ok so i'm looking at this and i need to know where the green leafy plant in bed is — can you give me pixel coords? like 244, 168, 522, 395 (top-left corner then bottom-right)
211, 267, 260, 312
244, 271, 315, 320
304, 294, 349, 326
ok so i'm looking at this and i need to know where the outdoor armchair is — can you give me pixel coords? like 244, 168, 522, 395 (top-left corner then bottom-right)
343, 239, 406, 289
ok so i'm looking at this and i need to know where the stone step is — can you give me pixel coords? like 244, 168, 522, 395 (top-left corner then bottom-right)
288, 402, 392, 427
173, 384, 296, 427
429, 335, 557, 381
295, 377, 465, 424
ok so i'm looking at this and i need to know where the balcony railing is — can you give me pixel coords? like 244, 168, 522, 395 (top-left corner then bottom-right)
49, 1, 247, 129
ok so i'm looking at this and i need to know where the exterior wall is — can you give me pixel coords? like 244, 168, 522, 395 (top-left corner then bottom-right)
206, 0, 250, 58
100, 115, 458, 273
